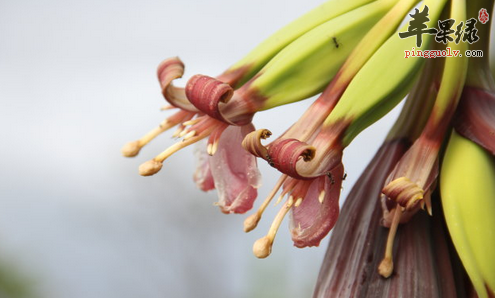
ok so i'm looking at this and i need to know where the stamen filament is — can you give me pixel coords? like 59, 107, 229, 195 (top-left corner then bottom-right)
122, 111, 195, 157
139, 128, 213, 176
183, 130, 197, 140
160, 105, 175, 111
275, 186, 292, 206
172, 126, 184, 138
378, 207, 402, 278
244, 175, 287, 232
253, 201, 292, 258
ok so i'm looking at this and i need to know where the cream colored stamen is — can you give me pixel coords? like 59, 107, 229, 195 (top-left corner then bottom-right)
160, 105, 175, 111
206, 143, 213, 155
172, 127, 184, 138
244, 175, 287, 233
287, 196, 294, 207
139, 160, 163, 176
253, 202, 292, 258
378, 207, 402, 278
178, 129, 189, 138
121, 120, 172, 157
139, 129, 211, 176
183, 130, 196, 140
182, 118, 201, 127
318, 190, 326, 204
211, 141, 219, 156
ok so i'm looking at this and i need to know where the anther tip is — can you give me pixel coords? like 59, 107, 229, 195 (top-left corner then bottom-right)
318, 190, 326, 204
426, 204, 433, 216
243, 213, 260, 233
121, 141, 141, 157
378, 257, 394, 278
253, 236, 272, 259
139, 160, 163, 176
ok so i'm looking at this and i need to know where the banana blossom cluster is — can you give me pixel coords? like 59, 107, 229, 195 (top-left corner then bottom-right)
122, 0, 495, 296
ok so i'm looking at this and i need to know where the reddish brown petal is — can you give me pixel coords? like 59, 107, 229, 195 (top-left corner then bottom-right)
185, 75, 234, 123
382, 136, 440, 212
267, 139, 316, 180
290, 163, 343, 248
210, 124, 261, 214
241, 129, 272, 159
157, 57, 198, 112
454, 86, 495, 155
193, 141, 215, 191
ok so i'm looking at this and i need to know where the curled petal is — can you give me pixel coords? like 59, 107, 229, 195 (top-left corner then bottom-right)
382, 177, 424, 210
157, 57, 198, 112
210, 124, 261, 214
185, 75, 234, 123
242, 129, 272, 159
267, 139, 316, 180
268, 123, 346, 179
193, 141, 215, 191
290, 163, 344, 248
454, 87, 495, 155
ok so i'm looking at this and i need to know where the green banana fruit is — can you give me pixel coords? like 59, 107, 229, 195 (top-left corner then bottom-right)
440, 131, 495, 298
253, 0, 398, 110
221, 0, 378, 87
187, 0, 399, 125
327, 0, 449, 146
277, 0, 448, 179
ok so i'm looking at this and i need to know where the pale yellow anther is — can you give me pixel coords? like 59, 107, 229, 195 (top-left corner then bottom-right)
172, 127, 183, 138
318, 190, 326, 204
206, 143, 213, 155
287, 196, 294, 207
244, 213, 261, 233
211, 141, 219, 155
182, 118, 201, 127
253, 201, 292, 258
122, 119, 174, 157
294, 197, 303, 207
178, 129, 189, 138
245, 175, 287, 233
137, 127, 212, 177
183, 130, 196, 140
378, 257, 393, 278
423, 191, 433, 216
275, 194, 285, 206
253, 236, 272, 259
139, 160, 163, 176
121, 141, 141, 157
